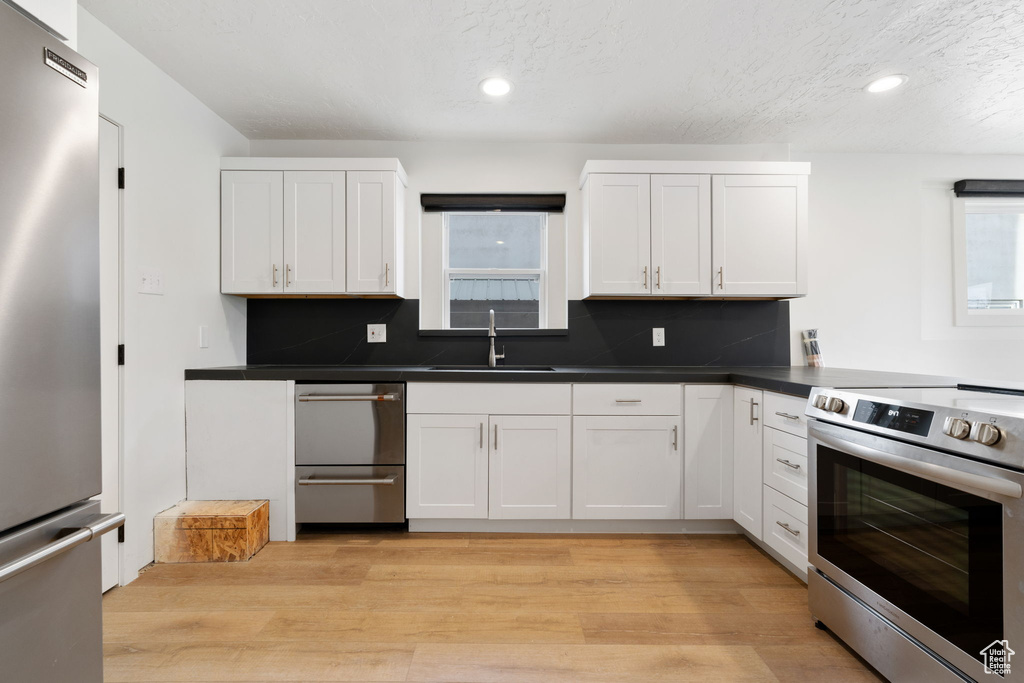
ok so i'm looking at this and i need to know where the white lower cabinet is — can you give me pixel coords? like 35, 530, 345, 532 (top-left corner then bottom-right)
572, 415, 682, 519
683, 385, 734, 519
406, 414, 489, 519
762, 485, 809, 571
732, 387, 763, 538
406, 410, 572, 520
489, 416, 571, 519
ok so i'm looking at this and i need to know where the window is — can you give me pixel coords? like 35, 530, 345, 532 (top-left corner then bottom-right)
953, 197, 1024, 325
444, 212, 547, 329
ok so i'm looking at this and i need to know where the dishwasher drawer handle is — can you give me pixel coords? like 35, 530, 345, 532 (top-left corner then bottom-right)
298, 394, 400, 402
298, 474, 399, 486
0, 512, 125, 585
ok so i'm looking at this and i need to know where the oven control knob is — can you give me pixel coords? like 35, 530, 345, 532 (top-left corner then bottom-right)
943, 417, 971, 440
969, 422, 1002, 446
826, 397, 846, 413
813, 395, 829, 410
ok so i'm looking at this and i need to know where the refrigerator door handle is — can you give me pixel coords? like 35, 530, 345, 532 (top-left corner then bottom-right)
0, 512, 124, 585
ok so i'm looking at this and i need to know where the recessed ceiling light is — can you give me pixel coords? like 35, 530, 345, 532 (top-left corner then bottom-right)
480, 77, 512, 97
496, 241, 505, 245
865, 74, 908, 93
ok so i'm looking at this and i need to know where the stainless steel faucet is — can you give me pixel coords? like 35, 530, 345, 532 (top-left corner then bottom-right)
488, 309, 505, 368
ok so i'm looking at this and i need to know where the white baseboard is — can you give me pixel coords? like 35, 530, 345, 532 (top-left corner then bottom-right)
407, 518, 742, 534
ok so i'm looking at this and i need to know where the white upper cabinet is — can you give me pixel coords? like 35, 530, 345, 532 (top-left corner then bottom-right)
651, 174, 711, 295
585, 173, 651, 295
221, 171, 284, 294
220, 158, 407, 297
580, 161, 808, 299
711, 174, 807, 297
347, 171, 402, 294
283, 171, 346, 293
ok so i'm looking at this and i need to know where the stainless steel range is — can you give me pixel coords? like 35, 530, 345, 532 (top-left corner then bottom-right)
806, 385, 1024, 682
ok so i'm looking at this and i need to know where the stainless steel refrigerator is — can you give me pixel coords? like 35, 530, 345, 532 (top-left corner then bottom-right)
0, 2, 124, 680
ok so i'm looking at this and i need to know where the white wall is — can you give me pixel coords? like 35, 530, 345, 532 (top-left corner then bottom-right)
9, 0, 77, 46
78, 9, 249, 582
789, 152, 1024, 383
249, 140, 790, 301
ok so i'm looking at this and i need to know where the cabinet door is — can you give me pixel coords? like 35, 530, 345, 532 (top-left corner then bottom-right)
651, 174, 711, 295
586, 174, 651, 295
347, 171, 398, 294
683, 385, 734, 519
406, 414, 488, 518
711, 174, 807, 296
733, 387, 763, 538
489, 415, 571, 519
283, 171, 346, 293
572, 415, 681, 519
221, 171, 283, 294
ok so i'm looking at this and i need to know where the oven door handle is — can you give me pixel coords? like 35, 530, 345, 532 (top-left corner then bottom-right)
815, 432, 1023, 500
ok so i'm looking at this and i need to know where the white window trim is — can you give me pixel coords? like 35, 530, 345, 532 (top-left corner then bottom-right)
952, 195, 1024, 326
441, 211, 548, 330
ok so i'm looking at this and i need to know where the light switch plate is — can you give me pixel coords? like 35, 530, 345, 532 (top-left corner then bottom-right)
367, 323, 386, 343
138, 267, 164, 295
653, 328, 665, 347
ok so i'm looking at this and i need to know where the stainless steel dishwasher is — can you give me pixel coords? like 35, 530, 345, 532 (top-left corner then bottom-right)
294, 383, 405, 523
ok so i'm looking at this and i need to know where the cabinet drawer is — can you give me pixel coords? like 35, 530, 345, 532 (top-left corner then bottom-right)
763, 392, 809, 438
762, 428, 808, 504
407, 383, 571, 415
762, 485, 808, 572
573, 384, 681, 415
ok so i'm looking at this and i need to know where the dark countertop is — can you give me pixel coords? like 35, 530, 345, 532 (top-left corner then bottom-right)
184, 365, 960, 397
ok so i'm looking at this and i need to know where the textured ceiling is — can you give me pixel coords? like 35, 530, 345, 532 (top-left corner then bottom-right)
79, 0, 1024, 153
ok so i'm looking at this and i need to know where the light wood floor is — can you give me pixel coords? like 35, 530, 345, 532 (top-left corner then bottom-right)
102, 531, 884, 682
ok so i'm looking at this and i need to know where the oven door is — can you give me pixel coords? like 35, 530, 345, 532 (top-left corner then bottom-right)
809, 419, 1024, 680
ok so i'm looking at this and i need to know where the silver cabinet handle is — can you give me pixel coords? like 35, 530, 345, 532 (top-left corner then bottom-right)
286, 264, 292, 287
776, 521, 800, 537
717, 266, 723, 290
494, 424, 499, 450
776, 458, 801, 470
299, 475, 398, 486
750, 400, 759, 425
0, 512, 125, 585
643, 266, 648, 289
385, 263, 389, 288
775, 412, 801, 420
656, 266, 661, 289
672, 425, 679, 451
615, 399, 642, 404
480, 422, 484, 449
272, 264, 278, 288
298, 394, 400, 402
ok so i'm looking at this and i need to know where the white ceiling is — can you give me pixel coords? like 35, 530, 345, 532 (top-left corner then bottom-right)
79, 0, 1024, 153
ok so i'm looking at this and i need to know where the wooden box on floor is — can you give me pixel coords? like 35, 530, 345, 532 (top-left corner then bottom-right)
154, 500, 269, 563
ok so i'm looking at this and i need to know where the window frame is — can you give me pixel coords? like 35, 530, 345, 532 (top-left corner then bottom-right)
441, 211, 549, 330
952, 195, 1024, 326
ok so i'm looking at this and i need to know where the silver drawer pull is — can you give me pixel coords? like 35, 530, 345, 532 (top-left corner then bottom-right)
775, 412, 801, 420
299, 475, 399, 486
0, 512, 125, 585
298, 394, 399, 402
615, 399, 642, 404
776, 458, 801, 470
776, 521, 800, 537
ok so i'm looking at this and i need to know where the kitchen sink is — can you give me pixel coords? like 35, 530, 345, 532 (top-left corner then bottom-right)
427, 365, 557, 372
